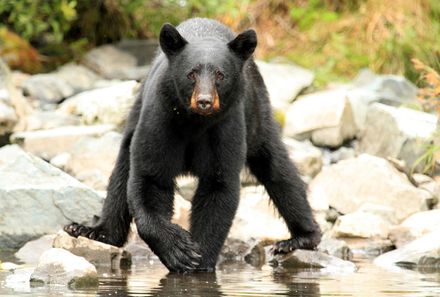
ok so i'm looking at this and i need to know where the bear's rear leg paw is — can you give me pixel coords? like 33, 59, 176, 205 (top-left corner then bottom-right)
63, 222, 114, 245
271, 231, 321, 255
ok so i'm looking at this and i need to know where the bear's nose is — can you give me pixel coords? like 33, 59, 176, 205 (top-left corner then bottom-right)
196, 94, 213, 111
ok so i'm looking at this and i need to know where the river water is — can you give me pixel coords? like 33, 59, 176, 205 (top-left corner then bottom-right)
1, 252, 439, 297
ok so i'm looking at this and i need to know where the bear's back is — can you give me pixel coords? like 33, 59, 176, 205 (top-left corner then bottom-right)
176, 18, 236, 43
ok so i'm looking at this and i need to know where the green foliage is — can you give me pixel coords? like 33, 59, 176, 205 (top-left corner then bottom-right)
289, 0, 339, 30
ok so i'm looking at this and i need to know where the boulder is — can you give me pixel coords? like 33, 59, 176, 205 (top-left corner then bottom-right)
283, 138, 323, 177
115, 39, 158, 66
176, 176, 198, 201
22, 63, 101, 103
343, 238, 395, 257
30, 248, 98, 288
15, 234, 56, 264
20, 111, 80, 131
0, 145, 103, 248
309, 154, 432, 221
255, 61, 314, 109
374, 230, 440, 271
59, 131, 122, 190
358, 103, 438, 172
58, 80, 138, 127
332, 212, 392, 239
389, 209, 440, 248
284, 89, 357, 148
82, 45, 138, 80
270, 249, 357, 273
229, 186, 290, 241
11, 124, 115, 160
318, 237, 352, 260
53, 231, 131, 268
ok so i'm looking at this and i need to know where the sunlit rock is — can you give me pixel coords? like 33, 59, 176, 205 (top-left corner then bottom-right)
15, 234, 56, 265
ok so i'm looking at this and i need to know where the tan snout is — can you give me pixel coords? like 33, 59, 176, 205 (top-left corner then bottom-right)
190, 88, 220, 115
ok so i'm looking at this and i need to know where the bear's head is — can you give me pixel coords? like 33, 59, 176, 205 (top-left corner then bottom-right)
159, 23, 257, 116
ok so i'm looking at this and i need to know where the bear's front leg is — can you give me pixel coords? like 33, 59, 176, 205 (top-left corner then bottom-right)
190, 175, 240, 271
128, 173, 201, 273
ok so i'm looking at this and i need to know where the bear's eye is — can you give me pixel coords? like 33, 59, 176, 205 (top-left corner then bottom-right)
187, 71, 196, 81
215, 70, 224, 81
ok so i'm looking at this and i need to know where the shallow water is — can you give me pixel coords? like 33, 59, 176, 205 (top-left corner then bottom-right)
1, 253, 440, 297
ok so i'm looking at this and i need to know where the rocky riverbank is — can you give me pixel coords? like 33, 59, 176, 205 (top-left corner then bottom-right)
0, 41, 439, 287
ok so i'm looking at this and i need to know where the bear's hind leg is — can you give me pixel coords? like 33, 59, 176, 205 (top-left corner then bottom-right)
247, 138, 321, 254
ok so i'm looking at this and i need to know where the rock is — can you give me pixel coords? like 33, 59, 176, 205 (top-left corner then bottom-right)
5, 267, 35, 291
20, 110, 80, 131
0, 262, 19, 271
11, 124, 115, 160
283, 138, 323, 177
318, 237, 352, 260
220, 238, 252, 263
343, 238, 394, 257
115, 39, 158, 66
374, 230, 440, 271
243, 239, 273, 267
309, 154, 432, 221
82, 45, 138, 80
271, 249, 357, 273
358, 103, 438, 172
332, 211, 392, 239
176, 176, 198, 201
0, 59, 18, 136
0, 58, 11, 101
284, 89, 357, 148
58, 80, 138, 127
15, 234, 56, 264
322, 146, 356, 166
30, 248, 98, 288
58, 131, 122, 190
0, 145, 103, 248
22, 63, 101, 103
172, 194, 191, 230
53, 231, 131, 268
229, 186, 290, 241
255, 61, 314, 109
388, 209, 440, 248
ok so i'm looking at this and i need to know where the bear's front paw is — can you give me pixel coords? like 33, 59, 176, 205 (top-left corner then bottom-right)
63, 222, 117, 246
271, 230, 321, 255
151, 226, 202, 273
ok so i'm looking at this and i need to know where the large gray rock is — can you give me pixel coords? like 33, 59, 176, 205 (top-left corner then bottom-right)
332, 211, 392, 239
256, 61, 314, 109
389, 209, 440, 248
30, 248, 98, 288
22, 64, 101, 103
11, 124, 115, 160
0, 145, 103, 248
58, 80, 138, 127
82, 45, 138, 80
283, 138, 323, 177
374, 230, 440, 271
284, 89, 357, 148
309, 154, 432, 221
15, 234, 56, 264
358, 103, 438, 171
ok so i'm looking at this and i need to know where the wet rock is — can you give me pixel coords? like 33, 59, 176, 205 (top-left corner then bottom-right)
255, 61, 314, 109
244, 239, 273, 267
388, 209, 440, 248
0, 145, 103, 249
220, 238, 252, 263
82, 45, 138, 80
15, 234, 56, 264
30, 248, 98, 288
11, 124, 115, 160
22, 63, 101, 103
271, 249, 357, 273
20, 111, 80, 131
343, 238, 394, 257
283, 138, 323, 177
309, 154, 432, 221
284, 89, 357, 148
58, 80, 138, 127
229, 186, 290, 241
56, 131, 122, 190
374, 230, 440, 271
318, 237, 353, 260
358, 103, 438, 173
53, 231, 131, 268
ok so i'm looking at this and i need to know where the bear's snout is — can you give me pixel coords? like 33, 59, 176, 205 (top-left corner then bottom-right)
196, 94, 213, 112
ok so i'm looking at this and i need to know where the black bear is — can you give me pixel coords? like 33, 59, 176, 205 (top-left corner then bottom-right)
65, 18, 321, 272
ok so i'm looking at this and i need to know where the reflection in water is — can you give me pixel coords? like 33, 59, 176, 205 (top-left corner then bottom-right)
273, 270, 320, 297
151, 273, 223, 297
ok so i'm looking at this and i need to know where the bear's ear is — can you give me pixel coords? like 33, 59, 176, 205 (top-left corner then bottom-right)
228, 29, 257, 60
159, 23, 188, 56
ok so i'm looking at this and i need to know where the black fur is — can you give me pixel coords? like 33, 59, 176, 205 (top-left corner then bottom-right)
65, 18, 321, 273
